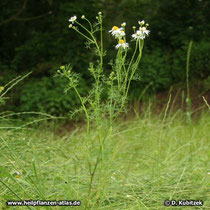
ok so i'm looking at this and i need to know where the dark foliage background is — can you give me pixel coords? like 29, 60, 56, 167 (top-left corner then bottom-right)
0, 0, 209, 115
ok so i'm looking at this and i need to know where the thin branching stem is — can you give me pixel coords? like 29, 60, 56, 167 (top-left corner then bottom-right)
73, 86, 90, 135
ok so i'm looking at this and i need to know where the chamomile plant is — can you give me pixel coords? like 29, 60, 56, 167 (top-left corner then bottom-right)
57, 13, 150, 134
56, 13, 150, 206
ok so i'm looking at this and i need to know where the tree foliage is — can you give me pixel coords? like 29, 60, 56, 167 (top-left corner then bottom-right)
0, 0, 209, 114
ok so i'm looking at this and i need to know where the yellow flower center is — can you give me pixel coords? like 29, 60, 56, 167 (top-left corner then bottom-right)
112, 26, 119, 31
118, 39, 125, 44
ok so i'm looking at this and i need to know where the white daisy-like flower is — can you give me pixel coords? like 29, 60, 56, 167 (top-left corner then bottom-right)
140, 26, 150, 35
138, 20, 145, 25
132, 30, 145, 40
132, 26, 150, 40
69, 16, 77, 24
116, 39, 129, 49
109, 26, 125, 39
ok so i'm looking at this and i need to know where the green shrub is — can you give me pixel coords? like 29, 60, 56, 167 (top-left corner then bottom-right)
129, 47, 172, 99
202, 76, 210, 93
140, 48, 172, 90
172, 39, 210, 82
19, 76, 88, 116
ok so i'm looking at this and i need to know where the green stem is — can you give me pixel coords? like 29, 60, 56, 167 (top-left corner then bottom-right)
84, 18, 93, 32
109, 82, 114, 127
100, 15, 103, 68
122, 40, 139, 94
114, 39, 143, 121
75, 21, 102, 60
126, 40, 143, 96
75, 21, 103, 117
73, 28, 93, 43
186, 40, 193, 123
115, 49, 122, 90
122, 49, 128, 74
74, 20, 104, 131
73, 86, 90, 135
126, 40, 139, 74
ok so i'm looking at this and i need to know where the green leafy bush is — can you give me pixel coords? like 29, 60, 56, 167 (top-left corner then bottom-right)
19, 76, 88, 116
202, 76, 210, 93
129, 47, 172, 99
1, 0, 210, 114
140, 48, 172, 91
172, 39, 210, 82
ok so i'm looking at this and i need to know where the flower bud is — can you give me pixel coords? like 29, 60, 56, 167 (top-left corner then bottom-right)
110, 72, 115, 77
68, 24, 73, 28
121, 22, 126, 27
81, 15, 85, 19
0, 86, 4, 92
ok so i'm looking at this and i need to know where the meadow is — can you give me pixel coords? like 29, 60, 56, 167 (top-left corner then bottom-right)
0, 103, 209, 209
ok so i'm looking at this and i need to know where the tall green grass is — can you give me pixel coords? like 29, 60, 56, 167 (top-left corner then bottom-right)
186, 40, 193, 123
0, 108, 209, 209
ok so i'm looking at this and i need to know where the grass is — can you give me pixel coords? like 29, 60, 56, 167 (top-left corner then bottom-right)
0, 107, 210, 209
